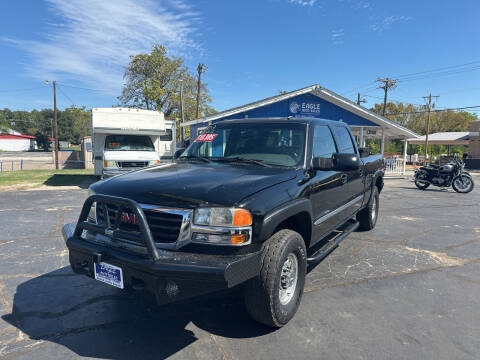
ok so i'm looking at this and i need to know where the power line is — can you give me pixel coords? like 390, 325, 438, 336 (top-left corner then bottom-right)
394, 60, 480, 80
386, 105, 480, 116
342, 60, 480, 96
57, 86, 76, 106
56, 82, 108, 92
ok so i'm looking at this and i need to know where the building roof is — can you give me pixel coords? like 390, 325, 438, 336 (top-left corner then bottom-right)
182, 84, 419, 139
0, 134, 36, 140
407, 132, 470, 145
216, 117, 348, 127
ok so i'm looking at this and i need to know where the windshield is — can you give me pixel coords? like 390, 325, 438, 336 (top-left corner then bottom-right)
181, 122, 306, 167
104, 135, 155, 151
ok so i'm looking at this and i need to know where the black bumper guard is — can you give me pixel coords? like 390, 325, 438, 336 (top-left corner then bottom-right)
75, 194, 161, 261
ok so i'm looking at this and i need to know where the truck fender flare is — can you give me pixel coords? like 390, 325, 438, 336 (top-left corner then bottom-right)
259, 198, 313, 242
368, 170, 384, 203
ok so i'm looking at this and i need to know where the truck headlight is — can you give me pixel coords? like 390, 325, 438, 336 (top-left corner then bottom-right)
194, 208, 252, 227
149, 160, 160, 166
192, 208, 253, 246
103, 160, 117, 168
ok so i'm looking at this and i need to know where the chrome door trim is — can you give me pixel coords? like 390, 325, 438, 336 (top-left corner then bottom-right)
313, 195, 363, 225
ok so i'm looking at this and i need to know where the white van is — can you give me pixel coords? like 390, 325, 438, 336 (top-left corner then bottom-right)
91, 108, 175, 178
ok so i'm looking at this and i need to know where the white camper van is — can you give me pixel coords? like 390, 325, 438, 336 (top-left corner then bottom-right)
91, 108, 175, 178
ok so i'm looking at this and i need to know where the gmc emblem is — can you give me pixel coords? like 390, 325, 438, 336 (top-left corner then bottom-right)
120, 212, 139, 225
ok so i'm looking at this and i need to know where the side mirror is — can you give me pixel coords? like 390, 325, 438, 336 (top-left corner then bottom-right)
311, 157, 334, 171
174, 148, 185, 159
358, 147, 371, 158
333, 153, 360, 171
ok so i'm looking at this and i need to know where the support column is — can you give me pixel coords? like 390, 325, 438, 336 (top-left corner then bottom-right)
402, 139, 408, 175
380, 128, 385, 155
359, 127, 364, 148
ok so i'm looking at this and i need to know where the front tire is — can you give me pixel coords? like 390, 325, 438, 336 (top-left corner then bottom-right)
452, 174, 474, 193
244, 229, 307, 328
357, 187, 379, 230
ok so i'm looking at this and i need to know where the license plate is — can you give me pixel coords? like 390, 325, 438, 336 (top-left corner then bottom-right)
94, 262, 124, 289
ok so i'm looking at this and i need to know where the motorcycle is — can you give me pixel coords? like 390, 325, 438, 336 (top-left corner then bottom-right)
414, 154, 474, 193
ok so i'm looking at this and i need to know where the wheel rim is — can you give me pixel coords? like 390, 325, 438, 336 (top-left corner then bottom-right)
371, 196, 376, 221
279, 253, 298, 305
455, 176, 471, 190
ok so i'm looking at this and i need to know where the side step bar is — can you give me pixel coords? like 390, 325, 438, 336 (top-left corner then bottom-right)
307, 219, 359, 265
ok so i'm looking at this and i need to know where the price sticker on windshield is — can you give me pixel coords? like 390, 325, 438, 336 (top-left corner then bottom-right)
195, 134, 218, 142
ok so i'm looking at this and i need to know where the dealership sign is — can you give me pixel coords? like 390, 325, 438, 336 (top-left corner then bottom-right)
289, 101, 321, 115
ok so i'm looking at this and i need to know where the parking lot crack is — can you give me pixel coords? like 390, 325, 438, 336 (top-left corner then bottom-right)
304, 258, 480, 293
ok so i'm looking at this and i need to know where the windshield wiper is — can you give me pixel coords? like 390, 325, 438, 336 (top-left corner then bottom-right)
178, 155, 212, 163
211, 157, 271, 167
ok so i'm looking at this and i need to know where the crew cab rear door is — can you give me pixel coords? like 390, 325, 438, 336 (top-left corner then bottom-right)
330, 125, 365, 218
308, 125, 346, 244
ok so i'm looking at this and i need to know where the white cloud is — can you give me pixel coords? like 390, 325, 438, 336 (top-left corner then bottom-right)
4, 0, 199, 95
288, 0, 317, 6
370, 15, 412, 33
331, 29, 345, 45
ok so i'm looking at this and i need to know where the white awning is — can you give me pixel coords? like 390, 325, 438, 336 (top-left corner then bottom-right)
407, 132, 469, 145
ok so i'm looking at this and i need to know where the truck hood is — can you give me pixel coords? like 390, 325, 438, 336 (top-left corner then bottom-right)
103, 150, 158, 161
90, 161, 298, 207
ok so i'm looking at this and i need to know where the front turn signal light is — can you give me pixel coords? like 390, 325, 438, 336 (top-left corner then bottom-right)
233, 209, 252, 227
231, 234, 247, 244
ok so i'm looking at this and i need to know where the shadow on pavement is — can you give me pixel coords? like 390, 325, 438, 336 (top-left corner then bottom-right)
2, 267, 273, 359
43, 174, 99, 189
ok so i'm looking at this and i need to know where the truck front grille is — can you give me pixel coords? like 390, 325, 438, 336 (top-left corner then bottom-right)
117, 161, 148, 168
95, 202, 188, 246
144, 210, 183, 244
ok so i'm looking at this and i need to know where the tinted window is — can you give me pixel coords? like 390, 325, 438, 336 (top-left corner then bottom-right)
181, 123, 306, 167
313, 126, 337, 158
332, 126, 356, 153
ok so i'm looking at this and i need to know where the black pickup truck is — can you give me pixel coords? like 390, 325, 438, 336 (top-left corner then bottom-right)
62, 117, 384, 327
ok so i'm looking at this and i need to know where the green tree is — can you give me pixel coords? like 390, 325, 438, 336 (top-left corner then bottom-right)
118, 45, 215, 121
58, 106, 90, 145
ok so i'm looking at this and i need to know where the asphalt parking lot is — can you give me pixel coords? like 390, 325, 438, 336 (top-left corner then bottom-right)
0, 179, 479, 360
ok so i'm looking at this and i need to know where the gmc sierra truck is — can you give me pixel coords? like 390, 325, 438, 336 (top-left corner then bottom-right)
62, 117, 384, 327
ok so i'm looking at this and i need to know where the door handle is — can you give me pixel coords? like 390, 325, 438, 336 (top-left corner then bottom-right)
340, 174, 348, 184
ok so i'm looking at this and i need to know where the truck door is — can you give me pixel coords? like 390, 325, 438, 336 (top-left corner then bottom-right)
308, 125, 346, 244
330, 125, 364, 219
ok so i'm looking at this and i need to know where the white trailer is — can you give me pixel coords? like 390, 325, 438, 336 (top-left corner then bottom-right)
92, 108, 175, 177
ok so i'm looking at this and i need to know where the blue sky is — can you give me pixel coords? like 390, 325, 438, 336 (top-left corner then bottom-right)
1, 0, 479, 115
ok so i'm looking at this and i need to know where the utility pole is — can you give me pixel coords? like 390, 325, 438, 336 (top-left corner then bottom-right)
376, 78, 398, 116
53, 81, 59, 169
357, 93, 367, 106
422, 93, 440, 165
179, 79, 185, 144
196, 63, 207, 119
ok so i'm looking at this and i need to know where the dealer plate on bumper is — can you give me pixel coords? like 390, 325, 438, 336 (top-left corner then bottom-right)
94, 262, 124, 289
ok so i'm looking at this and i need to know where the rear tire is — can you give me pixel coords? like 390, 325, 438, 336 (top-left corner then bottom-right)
357, 187, 379, 230
452, 174, 474, 193
244, 229, 306, 328
414, 171, 430, 190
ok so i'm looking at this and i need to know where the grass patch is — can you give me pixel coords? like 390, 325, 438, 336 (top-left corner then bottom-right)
0, 169, 97, 188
